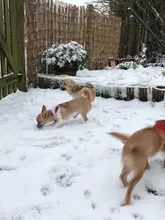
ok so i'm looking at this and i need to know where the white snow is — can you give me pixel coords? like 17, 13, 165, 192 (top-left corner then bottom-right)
39, 65, 165, 88
1, 88, 165, 220
52, 0, 86, 6
42, 41, 87, 69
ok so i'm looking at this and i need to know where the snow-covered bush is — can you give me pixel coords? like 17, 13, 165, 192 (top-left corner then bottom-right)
41, 41, 87, 74
116, 61, 137, 70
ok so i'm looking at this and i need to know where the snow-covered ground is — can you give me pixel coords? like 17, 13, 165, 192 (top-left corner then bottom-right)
38, 65, 165, 89
1, 88, 165, 219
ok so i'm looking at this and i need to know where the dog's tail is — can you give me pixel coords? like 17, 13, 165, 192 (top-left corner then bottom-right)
80, 87, 93, 102
108, 132, 129, 143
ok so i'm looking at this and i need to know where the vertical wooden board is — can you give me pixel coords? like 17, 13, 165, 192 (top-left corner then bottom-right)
86, 5, 94, 70
4, 0, 12, 77
58, 6, 61, 43
53, 4, 56, 44
79, 7, 83, 44
126, 87, 134, 100
61, 7, 64, 43
42, 0, 47, 51
50, 0, 53, 45
0, 0, 3, 32
68, 6, 71, 42
55, 4, 59, 44
0, 1, 8, 97
74, 7, 78, 43
64, 6, 67, 43
2, 85, 8, 98
83, 7, 86, 48
0, 1, 6, 79
0, 89, 2, 100
13, 82, 17, 93
8, 84, 13, 94
139, 88, 148, 102
16, 0, 26, 91
47, 0, 51, 47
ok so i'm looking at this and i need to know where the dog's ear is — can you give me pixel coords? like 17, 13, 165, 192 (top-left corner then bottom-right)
72, 84, 83, 92
41, 105, 47, 113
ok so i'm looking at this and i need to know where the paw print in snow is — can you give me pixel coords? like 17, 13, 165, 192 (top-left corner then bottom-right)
51, 166, 79, 188
133, 213, 144, 219
41, 185, 51, 196
84, 189, 92, 198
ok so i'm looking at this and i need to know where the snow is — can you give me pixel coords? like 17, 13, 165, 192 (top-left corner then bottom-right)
52, 0, 86, 6
39, 65, 165, 88
42, 41, 87, 69
1, 88, 165, 219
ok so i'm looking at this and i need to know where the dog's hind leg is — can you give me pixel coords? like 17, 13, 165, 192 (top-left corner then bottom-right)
124, 168, 145, 205
120, 166, 130, 187
146, 161, 150, 170
80, 112, 88, 122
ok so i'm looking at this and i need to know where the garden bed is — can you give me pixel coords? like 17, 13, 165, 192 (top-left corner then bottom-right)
38, 73, 165, 102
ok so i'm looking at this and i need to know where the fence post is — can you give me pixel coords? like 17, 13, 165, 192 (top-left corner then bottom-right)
86, 4, 94, 70
16, 0, 27, 91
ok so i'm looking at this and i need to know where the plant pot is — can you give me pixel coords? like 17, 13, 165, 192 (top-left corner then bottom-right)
41, 61, 77, 76
55, 67, 77, 76
152, 86, 165, 102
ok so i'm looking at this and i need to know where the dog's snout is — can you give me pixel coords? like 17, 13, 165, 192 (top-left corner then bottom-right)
60, 81, 66, 90
37, 123, 43, 128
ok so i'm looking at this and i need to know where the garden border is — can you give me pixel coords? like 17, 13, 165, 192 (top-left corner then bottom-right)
38, 74, 165, 102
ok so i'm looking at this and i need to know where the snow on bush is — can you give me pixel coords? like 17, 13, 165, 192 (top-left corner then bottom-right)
42, 41, 87, 71
116, 61, 137, 70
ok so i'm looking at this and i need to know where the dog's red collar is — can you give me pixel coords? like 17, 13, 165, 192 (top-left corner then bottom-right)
153, 122, 165, 133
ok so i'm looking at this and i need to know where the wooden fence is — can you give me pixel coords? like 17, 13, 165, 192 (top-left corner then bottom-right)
0, 0, 26, 99
25, 0, 121, 87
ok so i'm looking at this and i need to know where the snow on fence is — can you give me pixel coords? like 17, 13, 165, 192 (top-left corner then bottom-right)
25, 0, 121, 87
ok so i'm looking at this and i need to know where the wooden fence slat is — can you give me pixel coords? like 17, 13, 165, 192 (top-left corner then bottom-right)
16, 0, 26, 91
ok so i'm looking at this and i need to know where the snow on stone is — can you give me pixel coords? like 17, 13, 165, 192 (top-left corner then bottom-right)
39, 65, 165, 88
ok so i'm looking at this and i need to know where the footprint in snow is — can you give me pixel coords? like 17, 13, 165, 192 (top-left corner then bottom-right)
133, 213, 144, 219
61, 153, 72, 161
112, 124, 121, 128
110, 206, 120, 214
41, 186, 51, 196
91, 202, 97, 209
51, 166, 79, 188
20, 155, 27, 160
84, 189, 92, 198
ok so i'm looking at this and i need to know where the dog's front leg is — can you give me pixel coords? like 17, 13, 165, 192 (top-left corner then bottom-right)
54, 120, 65, 128
73, 113, 79, 118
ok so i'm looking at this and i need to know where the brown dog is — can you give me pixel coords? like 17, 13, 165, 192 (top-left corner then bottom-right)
36, 88, 92, 128
60, 78, 96, 102
109, 120, 165, 206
